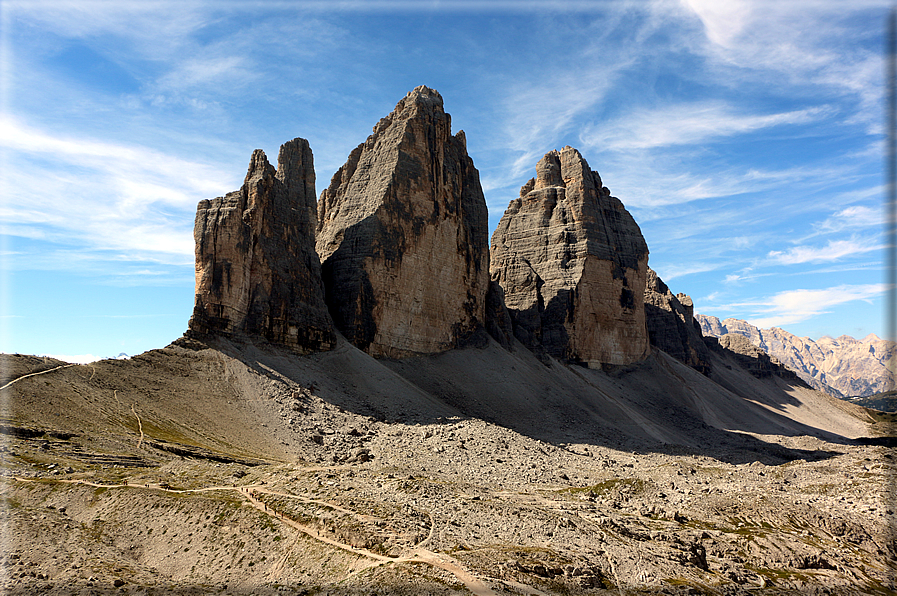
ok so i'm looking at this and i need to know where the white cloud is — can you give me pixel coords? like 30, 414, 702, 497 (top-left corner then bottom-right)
500, 62, 636, 180
746, 283, 889, 329
814, 205, 883, 234
0, 116, 234, 260
6, 1, 211, 52
600, 160, 849, 209
582, 102, 829, 151
651, 262, 719, 281
681, 0, 885, 131
767, 237, 884, 265
706, 283, 889, 328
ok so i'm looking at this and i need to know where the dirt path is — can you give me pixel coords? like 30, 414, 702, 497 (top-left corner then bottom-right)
0, 364, 77, 391
11, 476, 499, 596
241, 485, 497, 595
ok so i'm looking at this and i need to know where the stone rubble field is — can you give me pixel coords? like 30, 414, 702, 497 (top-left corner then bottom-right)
1, 342, 894, 595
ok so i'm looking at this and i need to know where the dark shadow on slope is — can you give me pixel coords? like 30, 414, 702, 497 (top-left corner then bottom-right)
207, 332, 873, 467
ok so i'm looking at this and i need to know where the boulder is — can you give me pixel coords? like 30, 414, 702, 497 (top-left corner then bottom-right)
316, 86, 490, 358
644, 268, 710, 374
188, 138, 335, 353
490, 146, 649, 366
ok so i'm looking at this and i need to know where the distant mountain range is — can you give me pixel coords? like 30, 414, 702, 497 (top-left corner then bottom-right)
696, 315, 895, 399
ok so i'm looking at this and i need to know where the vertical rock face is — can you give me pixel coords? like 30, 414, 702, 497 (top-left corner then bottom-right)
316, 86, 490, 358
491, 147, 650, 366
189, 138, 335, 353
643, 268, 710, 374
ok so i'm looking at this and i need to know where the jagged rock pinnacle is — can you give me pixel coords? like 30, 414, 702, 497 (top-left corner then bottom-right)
316, 87, 489, 358
491, 146, 650, 366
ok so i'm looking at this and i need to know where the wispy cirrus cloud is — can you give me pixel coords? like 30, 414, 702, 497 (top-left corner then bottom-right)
812, 205, 884, 234
749, 284, 888, 329
682, 0, 885, 130
651, 262, 720, 282
0, 116, 233, 260
599, 160, 851, 210
581, 102, 830, 152
0, 116, 231, 206
499, 57, 637, 181
767, 237, 885, 265
706, 283, 889, 329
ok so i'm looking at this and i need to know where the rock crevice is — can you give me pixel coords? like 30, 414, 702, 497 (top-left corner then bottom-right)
644, 268, 710, 374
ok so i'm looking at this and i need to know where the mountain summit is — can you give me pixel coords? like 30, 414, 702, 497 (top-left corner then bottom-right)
490, 146, 650, 366
316, 86, 490, 358
696, 314, 896, 397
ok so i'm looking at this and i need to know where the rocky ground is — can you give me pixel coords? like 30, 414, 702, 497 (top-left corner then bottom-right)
1, 340, 895, 595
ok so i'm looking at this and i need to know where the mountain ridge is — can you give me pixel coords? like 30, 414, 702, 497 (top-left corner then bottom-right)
696, 314, 895, 398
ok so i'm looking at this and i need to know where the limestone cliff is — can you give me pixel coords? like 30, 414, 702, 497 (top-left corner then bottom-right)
644, 268, 710, 374
490, 147, 650, 366
189, 139, 335, 353
316, 86, 490, 358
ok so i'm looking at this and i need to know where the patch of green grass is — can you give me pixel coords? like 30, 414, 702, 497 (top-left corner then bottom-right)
662, 578, 716, 594
560, 478, 645, 496
745, 563, 812, 583
0, 495, 21, 509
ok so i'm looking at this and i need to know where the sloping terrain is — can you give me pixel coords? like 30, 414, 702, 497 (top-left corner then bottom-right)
1, 336, 895, 595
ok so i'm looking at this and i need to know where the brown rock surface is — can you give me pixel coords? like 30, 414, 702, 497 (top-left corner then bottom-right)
490, 146, 649, 366
188, 139, 335, 353
643, 267, 710, 374
697, 315, 896, 397
316, 86, 490, 358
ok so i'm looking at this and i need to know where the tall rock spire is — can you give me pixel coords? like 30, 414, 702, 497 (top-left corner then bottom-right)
188, 138, 335, 353
316, 86, 490, 358
490, 146, 650, 366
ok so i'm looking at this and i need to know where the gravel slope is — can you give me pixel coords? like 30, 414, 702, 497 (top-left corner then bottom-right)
0, 336, 894, 595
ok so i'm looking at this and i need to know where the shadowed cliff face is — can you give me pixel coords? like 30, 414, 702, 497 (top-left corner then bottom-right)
643, 267, 711, 375
490, 147, 650, 367
315, 85, 490, 358
189, 138, 335, 353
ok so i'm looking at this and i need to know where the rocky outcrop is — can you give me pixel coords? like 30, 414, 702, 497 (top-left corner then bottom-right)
189, 139, 335, 353
697, 315, 896, 397
710, 333, 803, 382
643, 268, 710, 374
490, 146, 650, 366
316, 86, 490, 358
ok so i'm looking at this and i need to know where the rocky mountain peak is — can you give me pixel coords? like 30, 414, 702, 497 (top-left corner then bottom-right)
491, 146, 650, 366
533, 146, 593, 191
316, 86, 489, 358
696, 314, 896, 397
188, 138, 334, 353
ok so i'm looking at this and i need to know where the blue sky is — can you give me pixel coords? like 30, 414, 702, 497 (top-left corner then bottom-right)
0, 0, 891, 362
